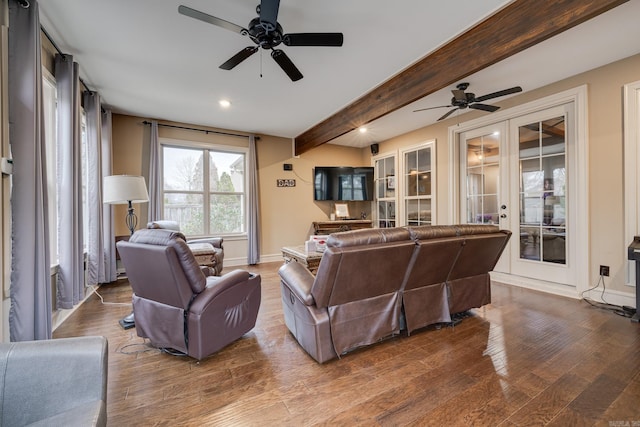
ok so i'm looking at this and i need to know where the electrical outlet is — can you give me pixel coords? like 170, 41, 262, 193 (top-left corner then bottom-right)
599, 265, 610, 277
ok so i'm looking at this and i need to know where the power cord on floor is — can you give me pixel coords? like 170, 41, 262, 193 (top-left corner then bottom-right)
580, 274, 636, 318
116, 339, 161, 356
89, 285, 131, 307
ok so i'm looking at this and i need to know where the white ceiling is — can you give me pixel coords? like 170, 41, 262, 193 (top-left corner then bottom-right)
38, 0, 640, 148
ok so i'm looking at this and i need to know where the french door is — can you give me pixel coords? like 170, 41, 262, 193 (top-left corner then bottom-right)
460, 103, 576, 285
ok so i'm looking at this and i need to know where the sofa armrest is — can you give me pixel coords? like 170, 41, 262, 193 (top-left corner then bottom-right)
278, 261, 316, 305
200, 266, 216, 277
188, 237, 223, 249
0, 336, 108, 427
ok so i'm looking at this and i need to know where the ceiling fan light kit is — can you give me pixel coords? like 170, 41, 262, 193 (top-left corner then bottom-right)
179, 0, 344, 81
414, 82, 523, 120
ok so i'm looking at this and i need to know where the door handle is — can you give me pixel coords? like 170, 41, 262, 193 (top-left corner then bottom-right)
500, 214, 507, 218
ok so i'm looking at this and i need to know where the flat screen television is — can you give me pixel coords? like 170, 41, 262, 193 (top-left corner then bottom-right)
313, 166, 374, 201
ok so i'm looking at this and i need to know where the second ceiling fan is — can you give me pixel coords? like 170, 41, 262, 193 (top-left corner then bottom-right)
179, 0, 344, 82
414, 83, 523, 121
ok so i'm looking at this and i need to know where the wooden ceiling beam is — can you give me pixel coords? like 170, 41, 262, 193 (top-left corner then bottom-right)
294, 0, 628, 155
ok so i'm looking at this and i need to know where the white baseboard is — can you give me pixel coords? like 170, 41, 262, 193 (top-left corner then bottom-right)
224, 253, 284, 267
52, 285, 99, 332
491, 271, 636, 307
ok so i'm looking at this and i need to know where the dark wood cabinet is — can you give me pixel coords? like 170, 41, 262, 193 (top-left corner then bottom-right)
312, 220, 372, 235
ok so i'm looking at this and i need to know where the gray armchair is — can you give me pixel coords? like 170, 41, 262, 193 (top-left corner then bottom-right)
0, 336, 108, 426
117, 228, 261, 360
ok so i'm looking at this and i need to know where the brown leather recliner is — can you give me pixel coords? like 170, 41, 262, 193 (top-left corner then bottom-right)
147, 220, 225, 276
117, 228, 261, 360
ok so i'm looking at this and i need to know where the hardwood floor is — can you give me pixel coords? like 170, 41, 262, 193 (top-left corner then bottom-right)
53, 262, 640, 426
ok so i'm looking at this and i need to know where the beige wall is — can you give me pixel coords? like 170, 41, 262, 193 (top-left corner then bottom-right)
377, 53, 640, 295
111, 116, 370, 262
257, 138, 371, 256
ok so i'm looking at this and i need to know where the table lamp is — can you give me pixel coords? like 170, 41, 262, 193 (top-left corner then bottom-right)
103, 175, 149, 235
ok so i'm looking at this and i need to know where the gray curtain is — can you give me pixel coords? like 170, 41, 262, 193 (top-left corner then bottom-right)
54, 54, 84, 309
84, 91, 106, 286
8, 0, 52, 340
247, 135, 260, 264
101, 109, 117, 282
147, 120, 161, 221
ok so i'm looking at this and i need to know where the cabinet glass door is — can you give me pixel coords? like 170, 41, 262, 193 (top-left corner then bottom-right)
403, 144, 433, 225
374, 155, 396, 228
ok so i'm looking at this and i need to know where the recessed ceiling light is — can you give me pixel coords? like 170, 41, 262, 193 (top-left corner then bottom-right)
359, 126, 367, 133
219, 99, 231, 108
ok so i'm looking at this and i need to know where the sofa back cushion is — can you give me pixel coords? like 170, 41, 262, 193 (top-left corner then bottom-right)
403, 236, 464, 292
327, 227, 412, 247
448, 229, 512, 280
312, 228, 414, 308
405, 225, 459, 241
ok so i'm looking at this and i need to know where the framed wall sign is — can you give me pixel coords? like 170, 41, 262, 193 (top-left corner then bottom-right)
335, 203, 350, 218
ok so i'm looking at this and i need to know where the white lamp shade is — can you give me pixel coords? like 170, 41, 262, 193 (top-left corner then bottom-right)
103, 175, 149, 204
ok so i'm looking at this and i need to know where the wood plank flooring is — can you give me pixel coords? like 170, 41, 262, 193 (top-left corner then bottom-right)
53, 262, 640, 426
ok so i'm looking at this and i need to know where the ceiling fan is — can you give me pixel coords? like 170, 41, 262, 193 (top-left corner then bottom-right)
178, 0, 344, 82
413, 82, 523, 121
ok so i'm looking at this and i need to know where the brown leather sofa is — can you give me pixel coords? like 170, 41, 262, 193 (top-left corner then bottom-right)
278, 224, 511, 363
117, 228, 261, 360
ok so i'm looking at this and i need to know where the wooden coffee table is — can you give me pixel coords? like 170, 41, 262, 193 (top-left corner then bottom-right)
281, 245, 324, 275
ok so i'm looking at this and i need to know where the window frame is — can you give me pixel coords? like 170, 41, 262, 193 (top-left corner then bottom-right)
159, 137, 249, 239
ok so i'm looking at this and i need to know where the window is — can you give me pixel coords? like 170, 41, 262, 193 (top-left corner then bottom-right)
80, 110, 88, 251
161, 142, 247, 237
375, 142, 436, 229
42, 71, 58, 264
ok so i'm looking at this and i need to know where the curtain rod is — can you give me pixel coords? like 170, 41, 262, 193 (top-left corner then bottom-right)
40, 25, 92, 94
142, 121, 258, 140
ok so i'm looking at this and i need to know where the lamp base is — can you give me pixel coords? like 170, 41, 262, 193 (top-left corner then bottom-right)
119, 312, 135, 330
126, 201, 138, 236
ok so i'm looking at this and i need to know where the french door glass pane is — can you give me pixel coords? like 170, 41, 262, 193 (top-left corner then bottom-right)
466, 132, 499, 224
518, 116, 566, 264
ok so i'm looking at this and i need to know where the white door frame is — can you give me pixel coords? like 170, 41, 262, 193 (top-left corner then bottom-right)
448, 85, 589, 299
624, 80, 640, 290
